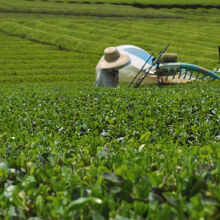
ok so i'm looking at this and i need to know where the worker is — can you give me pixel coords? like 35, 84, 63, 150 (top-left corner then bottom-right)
95, 47, 130, 88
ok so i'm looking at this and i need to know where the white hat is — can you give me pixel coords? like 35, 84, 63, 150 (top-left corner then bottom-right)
98, 47, 130, 69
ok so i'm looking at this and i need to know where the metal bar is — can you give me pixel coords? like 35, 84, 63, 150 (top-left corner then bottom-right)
184, 69, 188, 79
134, 44, 170, 88
178, 68, 182, 79
172, 68, 177, 79
189, 70, 194, 80
133, 65, 152, 88
128, 53, 154, 88
166, 68, 170, 81
195, 72, 200, 80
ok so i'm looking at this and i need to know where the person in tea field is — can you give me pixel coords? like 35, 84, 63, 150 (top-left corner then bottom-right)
95, 47, 130, 88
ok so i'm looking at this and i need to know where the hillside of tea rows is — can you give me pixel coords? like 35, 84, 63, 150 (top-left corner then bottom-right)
0, 0, 219, 219
7, 0, 220, 6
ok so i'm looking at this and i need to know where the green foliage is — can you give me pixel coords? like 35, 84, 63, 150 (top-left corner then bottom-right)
0, 1, 219, 219
0, 82, 219, 219
21, 0, 220, 6
0, 12, 220, 83
0, 0, 183, 18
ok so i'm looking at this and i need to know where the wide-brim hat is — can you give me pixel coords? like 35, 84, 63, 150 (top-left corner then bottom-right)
98, 47, 130, 70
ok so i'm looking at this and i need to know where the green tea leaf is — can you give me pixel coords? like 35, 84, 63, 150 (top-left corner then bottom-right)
22, 176, 37, 190
102, 173, 125, 185
68, 197, 102, 210
92, 210, 105, 220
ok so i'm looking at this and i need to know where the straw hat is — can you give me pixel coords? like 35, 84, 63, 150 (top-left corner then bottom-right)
98, 47, 130, 70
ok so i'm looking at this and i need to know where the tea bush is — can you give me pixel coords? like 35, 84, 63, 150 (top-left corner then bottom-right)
0, 1, 219, 218
24, 0, 220, 6
0, 82, 219, 219
0, 15, 220, 84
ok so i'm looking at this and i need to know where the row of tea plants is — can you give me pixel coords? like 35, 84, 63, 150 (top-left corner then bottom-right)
0, 82, 219, 218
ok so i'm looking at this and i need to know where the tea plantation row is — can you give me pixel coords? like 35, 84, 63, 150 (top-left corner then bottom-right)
0, 82, 219, 219
0, 31, 96, 83
0, 14, 220, 83
0, 1, 219, 219
25, 0, 220, 6
1, 0, 220, 19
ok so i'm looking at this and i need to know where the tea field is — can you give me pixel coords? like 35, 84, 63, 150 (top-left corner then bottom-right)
0, 13, 220, 83
0, 0, 220, 219
1, 0, 220, 19
20, 0, 220, 6
0, 81, 220, 219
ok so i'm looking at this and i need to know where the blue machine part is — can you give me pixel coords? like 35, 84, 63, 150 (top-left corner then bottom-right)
123, 47, 154, 65
179, 63, 220, 80
159, 62, 220, 80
